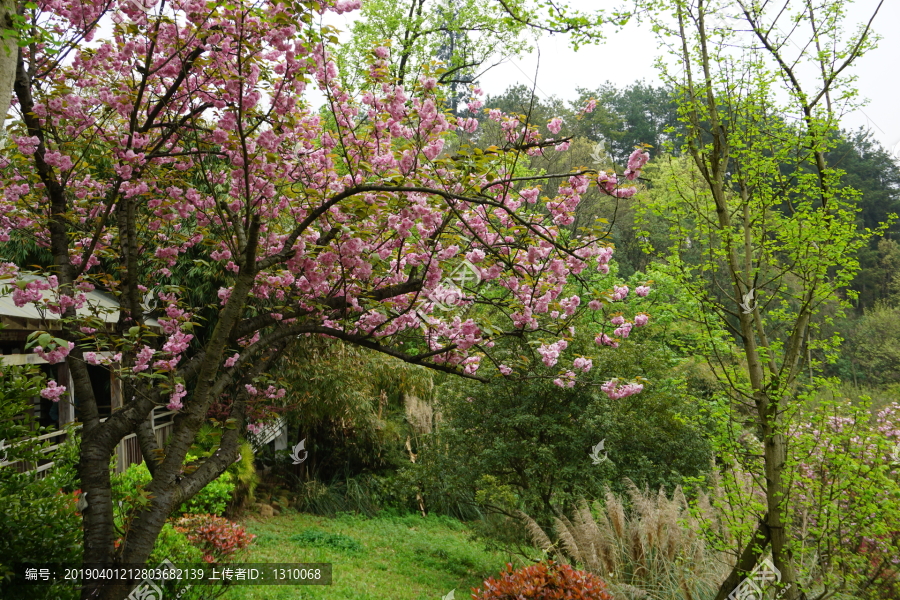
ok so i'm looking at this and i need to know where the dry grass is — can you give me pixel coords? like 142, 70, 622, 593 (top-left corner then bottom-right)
519, 480, 733, 600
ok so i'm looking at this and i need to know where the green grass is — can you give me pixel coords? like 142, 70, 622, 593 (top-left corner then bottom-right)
225, 511, 513, 600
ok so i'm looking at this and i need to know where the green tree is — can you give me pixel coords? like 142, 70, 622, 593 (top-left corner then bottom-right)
571, 82, 681, 167
408, 263, 718, 528
336, 0, 532, 97
480, 84, 569, 134
826, 129, 900, 310
639, 1, 887, 598
335, 0, 641, 101
841, 300, 900, 386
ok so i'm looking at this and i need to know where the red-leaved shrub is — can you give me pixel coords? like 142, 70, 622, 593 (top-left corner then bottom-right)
173, 514, 255, 563
472, 561, 613, 599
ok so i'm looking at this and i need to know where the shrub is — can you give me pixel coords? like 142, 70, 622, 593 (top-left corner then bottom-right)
148, 522, 204, 566
0, 365, 82, 600
112, 462, 235, 516
148, 521, 240, 600
0, 430, 83, 600
178, 473, 234, 516
472, 561, 613, 600
226, 440, 258, 512
0, 475, 82, 571
0, 472, 82, 600
173, 514, 255, 563
416, 315, 715, 527
188, 425, 258, 510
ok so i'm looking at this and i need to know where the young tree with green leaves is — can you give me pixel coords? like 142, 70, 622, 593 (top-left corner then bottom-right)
336, 0, 532, 98
638, 0, 887, 598
335, 0, 641, 105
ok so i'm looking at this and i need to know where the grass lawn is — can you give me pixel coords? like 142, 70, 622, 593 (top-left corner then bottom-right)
224, 511, 514, 600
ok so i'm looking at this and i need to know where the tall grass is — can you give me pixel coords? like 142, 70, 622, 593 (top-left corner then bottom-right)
519, 481, 732, 600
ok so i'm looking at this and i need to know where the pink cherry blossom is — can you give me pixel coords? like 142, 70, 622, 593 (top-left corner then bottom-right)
601, 379, 644, 400
167, 383, 187, 411
553, 376, 575, 388
35, 341, 75, 365
596, 246, 613, 267
538, 340, 568, 367
462, 355, 481, 375
547, 118, 563, 134
595, 333, 619, 349
614, 322, 633, 339
573, 357, 593, 373
423, 139, 444, 160
612, 286, 629, 301
133, 346, 155, 373
624, 148, 650, 180
40, 380, 67, 401
466, 248, 486, 263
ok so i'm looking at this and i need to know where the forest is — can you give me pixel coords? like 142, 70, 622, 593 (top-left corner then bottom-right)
0, 0, 898, 599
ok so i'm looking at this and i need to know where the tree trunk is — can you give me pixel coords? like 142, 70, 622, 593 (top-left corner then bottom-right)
763, 422, 805, 600
713, 514, 771, 600
0, 0, 16, 138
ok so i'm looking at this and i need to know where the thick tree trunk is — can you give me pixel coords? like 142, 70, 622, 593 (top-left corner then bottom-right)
85, 344, 289, 600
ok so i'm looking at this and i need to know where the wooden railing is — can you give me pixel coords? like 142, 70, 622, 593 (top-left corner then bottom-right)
0, 408, 177, 476
0, 422, 77, 475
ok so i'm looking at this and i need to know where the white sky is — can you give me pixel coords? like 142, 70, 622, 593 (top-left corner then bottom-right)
323, 0, 900, 154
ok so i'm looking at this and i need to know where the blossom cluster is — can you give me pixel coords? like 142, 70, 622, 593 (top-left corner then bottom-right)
40, 380, 68, 401
538, 340, 569, 367
624, 149, 650, 180
35, 341, 75, 365
600, 379, 644, 400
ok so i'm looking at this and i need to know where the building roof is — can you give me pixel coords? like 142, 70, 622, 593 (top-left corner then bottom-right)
0, 275, 160, 330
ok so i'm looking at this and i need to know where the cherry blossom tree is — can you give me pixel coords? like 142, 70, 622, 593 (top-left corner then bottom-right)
0, 1, 649, 597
